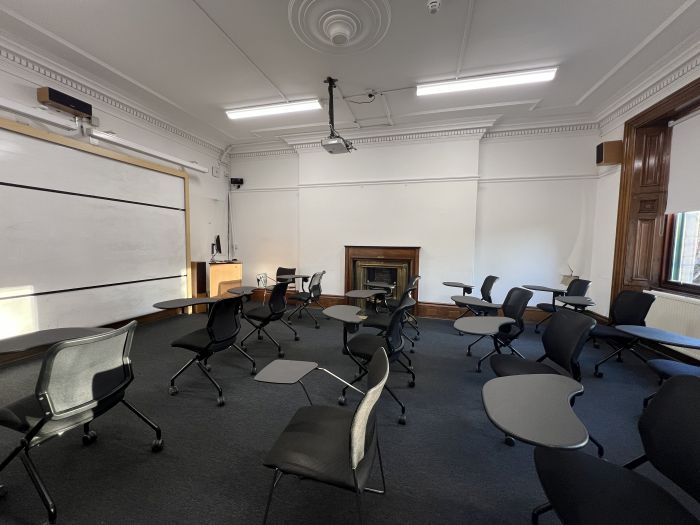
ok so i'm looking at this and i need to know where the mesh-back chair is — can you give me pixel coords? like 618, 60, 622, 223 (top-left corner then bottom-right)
242, 282, 298, 358
169, 296, 253, 406
454, 275, 500, 320
261, 266, 297, 302
474, 287, 533, 372
534, 278, 591, 333
532, 375, 700, 525
363, 282, 419, 350
340, 301, 415, 424
286, 270, 326, 328
386, 275, 421, 342
592, 290, 656, 378
491, 309, 595, 381
262, 348, 389, 524
0, 322, 162, 524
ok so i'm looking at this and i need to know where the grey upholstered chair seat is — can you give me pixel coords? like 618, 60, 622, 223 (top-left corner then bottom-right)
347, 334, 388, 360
536, 302, 557, 313
245, 306, 276, 321
490, 355, 561, 377
590, 324, 634, 340
171, 328, 232, 353
648, 359, 700, 379
535, 447, 698, 525
263, 405, 376, 491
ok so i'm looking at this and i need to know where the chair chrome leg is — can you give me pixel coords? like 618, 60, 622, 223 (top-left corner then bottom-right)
240, 324, 259, 347
643, 391, 657, 408
383, 385, 407, 425
364, 437, 387, 495
467, 335, 486, 356
169, 357, 197, 392
260, 327, 284, 357
534, 314, 552, 334
233, 343, 256, 374
304, 305, 320, 328
20, 451, 57, 524
396, 358, 415, 387
594, 343, 624, 377
0, 443, 25, 473
476, 336, 501, 373
353, 471, 364, 525
298, 380, 313, 405
588, 432, 605, 458
285, 304, 303, 321
531, 502, 553, 524
504, 343, 525, 360
195, 360, 225, 406
263, 469, 282, 525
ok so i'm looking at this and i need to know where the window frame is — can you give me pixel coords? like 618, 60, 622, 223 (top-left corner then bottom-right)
659, 213, 700, 296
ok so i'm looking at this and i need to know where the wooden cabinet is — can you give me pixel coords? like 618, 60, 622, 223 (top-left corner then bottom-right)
209, 262, 243, 297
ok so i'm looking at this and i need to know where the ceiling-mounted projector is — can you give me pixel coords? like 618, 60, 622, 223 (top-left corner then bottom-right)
322, 76, 355, 154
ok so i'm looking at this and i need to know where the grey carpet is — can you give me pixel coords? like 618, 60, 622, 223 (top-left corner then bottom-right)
0, 311, 698, 524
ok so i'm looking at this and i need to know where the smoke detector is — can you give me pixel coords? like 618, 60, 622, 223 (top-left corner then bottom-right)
427, 0, 441, 15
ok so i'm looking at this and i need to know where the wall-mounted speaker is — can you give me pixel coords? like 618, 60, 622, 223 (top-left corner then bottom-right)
37, 87, 92, 118
596, 140, 623, 166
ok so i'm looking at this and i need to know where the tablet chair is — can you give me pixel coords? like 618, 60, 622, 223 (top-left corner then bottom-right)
340, 301, 415, 424
286, 270, 326, 328
454, 275, 499, 320
242, 282, 298, 358
491, 309, 595, 382
169, 296, 254, 406
0, 322, 163, 524
262, 348, 389, 525
592, 290, 655, 378
534, 278, 590, 333
363, 282, 419, 350
386, 275, 421, 342
260, 266, 296, 303
533, 375, 700, 525
473, 287, 533, 372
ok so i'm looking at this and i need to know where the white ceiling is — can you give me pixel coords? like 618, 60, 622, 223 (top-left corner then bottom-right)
1, 0, 699, 150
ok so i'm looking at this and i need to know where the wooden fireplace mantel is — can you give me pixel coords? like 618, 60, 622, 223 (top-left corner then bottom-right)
344, 246, 420, 301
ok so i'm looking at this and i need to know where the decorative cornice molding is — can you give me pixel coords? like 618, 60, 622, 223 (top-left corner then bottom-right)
483, 123, 600, 139
479, 173, 599, 184
0, 42, 224, 156
230, 148, 297, 159
598, 52, 700, 130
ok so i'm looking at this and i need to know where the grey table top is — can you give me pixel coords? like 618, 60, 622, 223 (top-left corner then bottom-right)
617, 325, 700, 350
0, 327, 111, 354
346, 289, 384, 299
451, 295, 501, 309
278, 274, 309, 280
227, 286, 256, 295
153, 297, 220, 309
482, 374, 589, 449
366, 281, 394, 289
523, 284, 566, 294
323, 305, 367, 324
443, 281, 474, 289
557, 296, 595, 307
454, 316, 515, 335
254, 359, 318, 384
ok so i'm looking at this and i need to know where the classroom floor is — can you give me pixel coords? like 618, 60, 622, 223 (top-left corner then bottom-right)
0, 311, 698, 524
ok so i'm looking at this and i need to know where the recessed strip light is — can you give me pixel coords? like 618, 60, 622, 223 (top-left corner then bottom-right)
226, 99, 322, 120
416, 67, 558, 96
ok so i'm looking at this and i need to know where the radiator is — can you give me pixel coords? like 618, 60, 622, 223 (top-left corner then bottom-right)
645, 290, 700, 361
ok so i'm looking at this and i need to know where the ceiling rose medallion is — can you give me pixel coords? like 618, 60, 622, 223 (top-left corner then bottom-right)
288, 0, 391, 55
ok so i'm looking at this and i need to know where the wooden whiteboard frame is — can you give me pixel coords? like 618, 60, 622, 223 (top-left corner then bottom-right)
0, 116, 192, 297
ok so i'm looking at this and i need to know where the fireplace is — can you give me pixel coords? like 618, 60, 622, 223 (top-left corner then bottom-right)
344, 246, 420, 302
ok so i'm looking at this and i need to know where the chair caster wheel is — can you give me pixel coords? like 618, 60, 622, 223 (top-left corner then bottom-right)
594, 371, 603, 378
217, 396, 225, 407
593, 342, 600, 349
258, 335, 263, 341
475, 367, 482, 373
168, 385, 179, 396
466, 350, 472, 357
616, 355, 624, 363
294, 336, 300, 341
408, 380, 415, 388
398, 415, 407, 425
459, 332, 464, 336
82, 430, 98, 446
205, 364, 212, 371
414, 335, 420, 341
504, 436, 516, 447
409, 348, 415, 353
314, 325, 320, 329
151, 439, 164, 452
251, 367, 257, 375
278, 351, 285, 358
534, 328, 540, 334
338, 396, 346, 406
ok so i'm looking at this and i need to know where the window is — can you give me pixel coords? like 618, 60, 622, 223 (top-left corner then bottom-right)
664, 210, 700, 290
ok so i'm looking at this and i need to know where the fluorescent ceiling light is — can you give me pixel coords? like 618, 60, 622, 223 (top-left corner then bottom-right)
416, 67, 558, 96
89, 130, 209, 173
0, 96, 79, 130
226, 99, 321, 120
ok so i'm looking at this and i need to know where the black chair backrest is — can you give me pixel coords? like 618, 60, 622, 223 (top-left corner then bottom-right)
542, 310, 596, 380
309, 270, 326, 299
610, 290, 655, 326
36, 321, 137, 418
350, 348, 389, 469
499, 287, 534, 340
407, 274, 420, 289
565, 278, 591, 297
276, 267, 296, 283
207, 296, 242, 344
638, 375, 700, 502
481, 275, 499, 302
385, 301, 412, 354
268, 282, 290, 318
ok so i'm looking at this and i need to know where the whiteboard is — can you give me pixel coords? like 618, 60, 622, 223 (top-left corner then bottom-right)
0, 124, 189, 338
